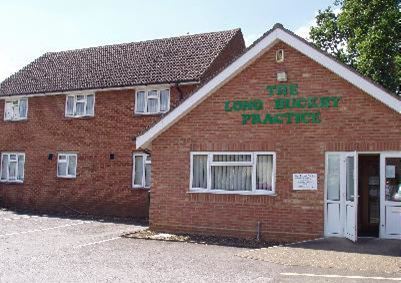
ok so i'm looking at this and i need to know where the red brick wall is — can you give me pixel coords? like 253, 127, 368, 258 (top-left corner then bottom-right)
0, 84, 195, 218
149, 41, 401, 241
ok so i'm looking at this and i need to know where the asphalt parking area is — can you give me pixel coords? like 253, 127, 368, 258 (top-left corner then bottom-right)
1, 209, 401, 282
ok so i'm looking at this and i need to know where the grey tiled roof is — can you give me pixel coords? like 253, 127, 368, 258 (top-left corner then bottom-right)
0, 29, 241, 96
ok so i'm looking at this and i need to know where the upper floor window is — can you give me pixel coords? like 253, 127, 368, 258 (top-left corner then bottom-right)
65, 94, 95, 118
4, 98, 28, 121
190, 152, 276, 195
132, 153, 151, 188
57, 153, 77, 178
0, 152, 25, 183
135, 88, 170, 115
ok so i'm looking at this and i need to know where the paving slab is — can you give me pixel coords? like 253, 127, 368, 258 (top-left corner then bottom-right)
239, 237, 401, 274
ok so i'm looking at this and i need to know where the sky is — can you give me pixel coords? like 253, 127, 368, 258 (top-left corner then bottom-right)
0, 0, 334, 81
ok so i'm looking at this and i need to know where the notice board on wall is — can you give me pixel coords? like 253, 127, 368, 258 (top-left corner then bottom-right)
293, 173, 318, 190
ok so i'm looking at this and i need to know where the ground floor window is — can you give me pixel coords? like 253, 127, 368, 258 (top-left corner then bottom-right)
0, 152, 25, 183
133, 153, 151, 188
57, 153, 77, 178
190, 152, 275, 194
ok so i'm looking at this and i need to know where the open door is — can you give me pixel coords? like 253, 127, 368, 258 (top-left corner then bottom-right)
344, 152, 358, 242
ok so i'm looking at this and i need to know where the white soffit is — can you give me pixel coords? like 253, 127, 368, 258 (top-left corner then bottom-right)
136, 26, 401, 149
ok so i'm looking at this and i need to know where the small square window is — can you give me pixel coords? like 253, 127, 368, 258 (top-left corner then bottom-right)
4, 98, 28, 121
57, 153, 77, 178
0, 152, 25, 183
135, 88, 170, 115
65, 94, 95, 118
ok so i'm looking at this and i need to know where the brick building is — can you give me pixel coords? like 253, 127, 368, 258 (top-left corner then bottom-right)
136, 24, 401, 242
0, 29, 245, 218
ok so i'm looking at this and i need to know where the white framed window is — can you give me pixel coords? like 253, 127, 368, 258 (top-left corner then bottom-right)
57, 153, 77, 178
135, 88, 170, 115
65, 94, 95, 118
4, 98, 28, 121
0, 152, 25, 183
133, 153, 151, 188
190, 152, 276, 195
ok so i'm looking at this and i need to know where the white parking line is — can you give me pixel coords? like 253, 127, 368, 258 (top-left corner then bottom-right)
281, 272, 401, 281
0, 221, 91, 237
76, 237, 121, 248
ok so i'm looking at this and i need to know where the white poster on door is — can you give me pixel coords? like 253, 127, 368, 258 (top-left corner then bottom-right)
386, 165, 396, 178
293, 173, 318, 190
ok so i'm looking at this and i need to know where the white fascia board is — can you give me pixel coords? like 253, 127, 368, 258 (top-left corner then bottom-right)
136, 31, 280, 149
276, 29, 401, 114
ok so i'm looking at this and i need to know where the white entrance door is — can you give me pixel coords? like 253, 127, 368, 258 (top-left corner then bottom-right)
344, 153, 358, 242
380, 153, 401, 239
325, 152, 358, 241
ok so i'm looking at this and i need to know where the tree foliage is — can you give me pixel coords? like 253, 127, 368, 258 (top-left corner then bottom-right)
310, 0, 401, 94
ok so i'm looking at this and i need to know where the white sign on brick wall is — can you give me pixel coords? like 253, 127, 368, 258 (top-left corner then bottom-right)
293, 173, 318, 191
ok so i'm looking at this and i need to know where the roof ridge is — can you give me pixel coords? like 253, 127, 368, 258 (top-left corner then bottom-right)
45, 28, 241, 55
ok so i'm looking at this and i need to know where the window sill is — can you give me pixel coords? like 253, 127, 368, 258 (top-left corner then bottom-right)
4, 118, 28, 122
64, 115, 94, 120
0, 180, 24, 184
132, 187, 150, 190
133, 113, 167, 117
57, 176, 76, 179
187, 190, 277, 196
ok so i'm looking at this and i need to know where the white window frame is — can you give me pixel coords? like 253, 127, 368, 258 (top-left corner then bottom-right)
65, 93, 95, 118
132, 153, 151, 189
57, 153, 78, 179
135, 88, 170, 115
0, 152, 25, 183
189, 151, 276, 195
4, 98, 28, 121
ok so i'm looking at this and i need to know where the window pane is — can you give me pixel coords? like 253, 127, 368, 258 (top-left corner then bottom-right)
385, 158, 401, 202
147, 98, 158, 113
86, 95, 94, 115
147, 90, 158, 98
17, 155, 24, 181
76, 102, 85, 116
145, 163, 151, 188
192, 155, 207, 188
68, 155, 77, 176
327, 154, 340, 201
58, 161, 67, 176
4, 101, 13, 120
19, 98, 28, 118
212, 154, 252, 162
256, 155, 273, 191
12, 101, 19, 119
134, 156, 144, 186
1, 155, 9, 180
160, 89, 169, 112
346, 156, 355, 201
211, 165, 252, 191
136, 91, 145, 113
8, 161, 17, 180
66, 96, 74, 116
